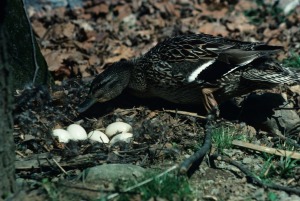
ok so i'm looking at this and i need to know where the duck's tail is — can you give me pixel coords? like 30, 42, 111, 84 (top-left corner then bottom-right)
242, 59, 300, 85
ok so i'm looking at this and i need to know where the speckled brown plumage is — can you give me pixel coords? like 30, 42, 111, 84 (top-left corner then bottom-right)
78, 33, 299, 113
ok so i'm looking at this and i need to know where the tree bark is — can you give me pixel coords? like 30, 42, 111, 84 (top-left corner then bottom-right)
0, 0, 16, 198
4, 0, 51, 91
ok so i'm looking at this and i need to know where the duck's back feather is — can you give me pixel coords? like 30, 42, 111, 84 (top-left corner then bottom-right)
144, 34, 283, 83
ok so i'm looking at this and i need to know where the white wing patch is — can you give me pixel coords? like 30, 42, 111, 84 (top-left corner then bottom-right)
188, 60, 215, 82
221, 56, 257, 77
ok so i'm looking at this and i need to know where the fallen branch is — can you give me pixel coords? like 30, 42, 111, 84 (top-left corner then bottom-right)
210, 154, 300, 195
179, 118, 213, 174
232, 140, 300, 159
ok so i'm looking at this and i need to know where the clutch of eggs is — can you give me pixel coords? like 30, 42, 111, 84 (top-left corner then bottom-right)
52, 122, 133, 144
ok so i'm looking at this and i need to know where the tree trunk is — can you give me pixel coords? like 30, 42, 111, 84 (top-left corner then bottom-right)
4, 0, 52, 91
0, 0, 16, 198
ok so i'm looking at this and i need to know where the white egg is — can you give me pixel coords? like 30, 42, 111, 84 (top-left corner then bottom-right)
110, 133, 133, 145
67, 124, 87, 141
105, 122, 132, 137
88, 130, 109, 143
52, 129, 71, 143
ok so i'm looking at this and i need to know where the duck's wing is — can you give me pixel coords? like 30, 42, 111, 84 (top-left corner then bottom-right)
242, 60, 299, 85
147, 34, 283, 83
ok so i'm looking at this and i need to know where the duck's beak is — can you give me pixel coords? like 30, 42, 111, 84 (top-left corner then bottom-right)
77, 97, 97, 113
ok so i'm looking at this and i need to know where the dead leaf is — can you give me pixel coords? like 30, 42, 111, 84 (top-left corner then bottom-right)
43, 49, 83, 71
32, 20, 47, 38
114, 4, 132, 20
234, 0, 257, 12
88, 55, 100, 66
226, 14, 256, 33
164, 2, 180, 17
46, 22, 76, 40
199, 3, 228, 20
198, 22, 228, 36
63, 22, 76, 38
104, 45, 135, 64
87, 3, 109, 15
289, 85, 300, 95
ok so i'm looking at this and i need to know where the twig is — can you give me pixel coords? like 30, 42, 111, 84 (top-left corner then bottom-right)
163, 109, 206, 119
117, 146, 149, 154
52, 158, 68, 175
106, 165, 178, 200
15, 150, 26, 158
274, 107, 300, 110
210, 154, 300, 195
232, 140, 300, 159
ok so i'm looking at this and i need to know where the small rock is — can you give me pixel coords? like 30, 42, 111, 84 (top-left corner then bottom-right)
81, 164, 145, 182
252, 188, 266, 201
242, 157, 252, 164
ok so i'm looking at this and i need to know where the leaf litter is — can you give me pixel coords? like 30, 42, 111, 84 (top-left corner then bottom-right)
14, 0, 300, 200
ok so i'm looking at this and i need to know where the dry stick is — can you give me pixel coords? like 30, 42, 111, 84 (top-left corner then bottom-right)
232, 140, 300, 160
117, 146, 149, 154
163, 109, 206, 119
15, 150, 26, 158
106, 165, 178, 200
210, 154, 300, 195
52, 158, 68, 175
274, 107, 300, 110
179, 119, 213, 173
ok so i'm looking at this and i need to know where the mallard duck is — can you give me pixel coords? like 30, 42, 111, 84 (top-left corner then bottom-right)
78, 33, 299, 113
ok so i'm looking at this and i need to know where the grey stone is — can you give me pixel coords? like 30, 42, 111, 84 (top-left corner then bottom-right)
242, 157, 252, 164
81, 164, 146, 182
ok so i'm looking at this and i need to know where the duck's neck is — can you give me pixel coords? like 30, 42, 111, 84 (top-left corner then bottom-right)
112, 59, 134, 85
127, 58, 148, 92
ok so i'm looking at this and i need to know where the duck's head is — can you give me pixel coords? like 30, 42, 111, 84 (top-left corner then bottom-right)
78, 60, 133, 113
